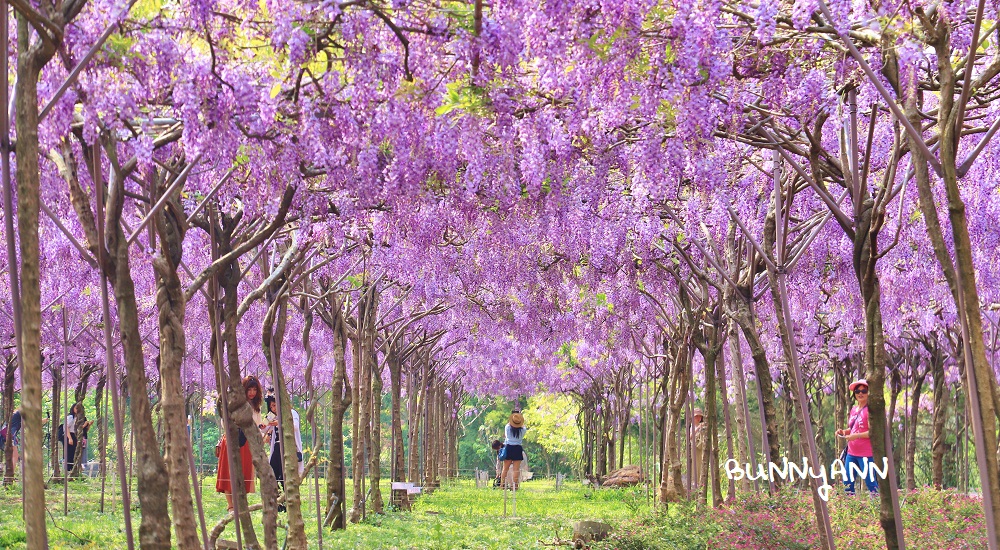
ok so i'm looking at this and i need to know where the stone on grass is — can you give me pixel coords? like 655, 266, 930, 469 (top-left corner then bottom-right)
572, 520, 611, 546
601, 465, 644, 488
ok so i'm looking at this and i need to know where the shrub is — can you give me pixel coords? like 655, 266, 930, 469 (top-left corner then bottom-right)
598, 487, 986, 549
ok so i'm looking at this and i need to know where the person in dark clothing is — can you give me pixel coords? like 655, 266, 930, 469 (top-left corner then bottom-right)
64, 403, 93, 473
264, 396, 284, 510
65, 404, 81, 471
491, 439, 504, 487
264, 395, 303, 512
5, 409, 21, 474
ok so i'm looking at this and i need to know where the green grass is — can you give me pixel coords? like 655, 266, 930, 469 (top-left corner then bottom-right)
0, 476, 654, 549
328, 479, 645, 549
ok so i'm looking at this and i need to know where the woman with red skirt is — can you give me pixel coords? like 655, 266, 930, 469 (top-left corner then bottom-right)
216, 375, 265, 511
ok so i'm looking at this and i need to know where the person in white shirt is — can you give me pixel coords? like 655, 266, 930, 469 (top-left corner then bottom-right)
500, 410, 527, 490
264, 396, 303, 511
64, 403, 92, 471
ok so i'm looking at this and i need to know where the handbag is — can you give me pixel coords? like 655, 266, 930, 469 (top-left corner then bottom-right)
497, 445, 507, 461
840, 405, 867, 463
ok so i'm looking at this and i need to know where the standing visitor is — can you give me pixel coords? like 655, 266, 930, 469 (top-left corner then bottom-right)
691, 407, 706, 489
836, 379, 878, 495
216, 375, 264, 511
64, 403, 86, 471
264, 395, 303, 512
491, 439, 504, 487
6, 408, 21, 475
499, 410, 526, 490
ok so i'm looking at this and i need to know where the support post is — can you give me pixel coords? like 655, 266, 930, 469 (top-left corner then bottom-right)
93, 138, 135, 550
62, 304, 68, 515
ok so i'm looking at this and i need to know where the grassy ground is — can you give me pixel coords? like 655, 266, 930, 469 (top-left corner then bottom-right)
0, 475, 648, 549
328, 479, 642, 549
1, 475, 986, 549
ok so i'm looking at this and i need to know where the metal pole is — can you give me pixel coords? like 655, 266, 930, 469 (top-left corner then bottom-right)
775, 275, 837, 549
186, 346, 209, 550
99, 369, 108, 512
187, 408, 209, 550
729, 319, 761, 494
511, 477, 516, 518
199, 346, 205, 474
311, 396, 323, 548
772, 150, 836, 550
127, 404, 135, 510
685, 391, 693, 495
953, 252, 998, 548
311, 399, 323, 549
94, 136, 135, 550
62, 304, 68, 515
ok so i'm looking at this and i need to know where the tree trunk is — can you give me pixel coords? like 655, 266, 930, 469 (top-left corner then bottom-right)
930, 344, 947, 490
349, 287, 372, 522
935, 38, 1000, 541
389, 349, 408, 509
70, 402, 91, 479
15, 12, 57, 547
449, 392, 459, 477
437, 388, 447, 483
660, 336, 690, 503
152, 169, 200, 549
217, 242, 267, 549
764, 195, 835, 550
2, 353, 15, 484
833, 357, 853, 463
110, 201, 173, 549
368, 350, 384, 513
851, 195, 903, 549
94, 373, 107, 508
595, 401, 607, 478
606, 406, 614, 475
323, 297, 351, 530
69, 365, 100, 479
716, 336, 737, 500
730, 295, 781, 472
697, 343, 720, 508
727, 322, 754, 493
424, 383, 437, 490
438, 389, 449, 481
582, 403, 593, 478
407, 354, 425, 486
267, 296, 308, 549
905, 368, 926, 491
909, 54, 1000, 537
